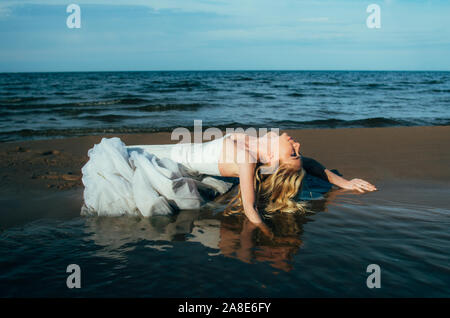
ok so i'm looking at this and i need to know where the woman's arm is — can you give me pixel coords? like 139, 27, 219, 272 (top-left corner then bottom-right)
238, 161, 264, 224
302, 156, 377, 192
238, 162, 274, 236
325, 169, 377, 192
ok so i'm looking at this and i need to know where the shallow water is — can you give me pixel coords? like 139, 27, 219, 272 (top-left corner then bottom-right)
0, 180, 448, 297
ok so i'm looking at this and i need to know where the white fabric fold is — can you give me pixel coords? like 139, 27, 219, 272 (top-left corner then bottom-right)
81, 137, 233, 217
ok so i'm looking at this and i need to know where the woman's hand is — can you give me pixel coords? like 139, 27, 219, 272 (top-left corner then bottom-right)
325, 169, 377, 193
341, 178, 377, 193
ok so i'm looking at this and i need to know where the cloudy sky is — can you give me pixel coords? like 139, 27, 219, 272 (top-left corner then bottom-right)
0, 0, 449, 72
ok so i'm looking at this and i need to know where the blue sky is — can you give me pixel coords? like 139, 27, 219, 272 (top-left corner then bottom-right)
0, 0, 449, 72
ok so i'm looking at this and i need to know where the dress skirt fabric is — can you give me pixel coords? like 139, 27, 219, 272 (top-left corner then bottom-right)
81, 137, 233, 217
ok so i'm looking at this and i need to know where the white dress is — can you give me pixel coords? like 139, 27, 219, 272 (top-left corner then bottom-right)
81, 134, 233, 217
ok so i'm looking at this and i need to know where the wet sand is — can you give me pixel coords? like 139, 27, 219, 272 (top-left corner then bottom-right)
0, 126, 449, 228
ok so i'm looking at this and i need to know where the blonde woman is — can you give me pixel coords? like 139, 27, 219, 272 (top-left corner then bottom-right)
82, 131, 376, 224
218, 131, 377, 228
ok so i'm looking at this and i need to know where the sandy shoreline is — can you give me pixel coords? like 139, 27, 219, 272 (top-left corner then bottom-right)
0, 125, 449, 228
1, 126, 450, 190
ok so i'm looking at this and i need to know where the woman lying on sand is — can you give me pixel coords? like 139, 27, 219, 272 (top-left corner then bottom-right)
218, 131, 376, 223
82, 131, 377, 228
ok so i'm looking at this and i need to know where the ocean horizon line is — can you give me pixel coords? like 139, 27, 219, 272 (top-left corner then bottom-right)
1, 69, 450, 75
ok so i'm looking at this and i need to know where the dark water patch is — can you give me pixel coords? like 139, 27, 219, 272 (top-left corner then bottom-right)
307, 81, 340, 86
397, 80, 446, 85
431, 89, 450, 93
315, 109, 348, 116
287, 92, 305, 97
271, 117, 426, 128
203, 86, 220, 92
142, 88, 179, 93
98, 92, 147, 99
271, 84, 290, 89
242, 92, 276, 99
2, 86, 33, 91
0, 107, 106, 116
133, 103, 206, 112
362, 83, 402, 90
102, 98, 149, 105
1, 98, 151, 110
0, 97, 47, 104
430, 117, 450, 125
419, 80, 445, 85
0, 81, 32, 87
167, 81, 204, 89
232, 76, 254, 81
79, 114, 141, 122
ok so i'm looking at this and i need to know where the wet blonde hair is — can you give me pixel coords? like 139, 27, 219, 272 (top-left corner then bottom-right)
224, 163, 307, 216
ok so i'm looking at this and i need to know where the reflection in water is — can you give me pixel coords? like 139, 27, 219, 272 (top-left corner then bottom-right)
83, 188, 345, 271
219, 214, 305, 271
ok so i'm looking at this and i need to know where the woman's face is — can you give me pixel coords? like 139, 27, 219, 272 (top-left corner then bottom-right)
277, 132, 302, 170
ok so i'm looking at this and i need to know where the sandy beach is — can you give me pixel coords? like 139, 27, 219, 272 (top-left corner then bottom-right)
1, 126, 450, 190
1, 125, 449, 228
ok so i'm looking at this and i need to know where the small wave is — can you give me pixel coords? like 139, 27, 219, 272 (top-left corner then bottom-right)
1, 117, 449, 142
396, 80, 445, 85
287, 92, 305, 97
79, 114, 141, 122
143, 88, 179, 93
270, 117, 425, 128
232, 77, 254, 81
419, 80, 445, 85
168, 81, 204, 89
0, 97, 47, 104
307, 81, 340, 86
93, 98, 149, 105
242, 92, 276, 99
352, 83, 401, 90
133, 103, 206, 112
0, 98, 150, 109
366, 83, 383, 88
431, 89, 450, 93
271, 84, 290, 89
0, 127, 164, 141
